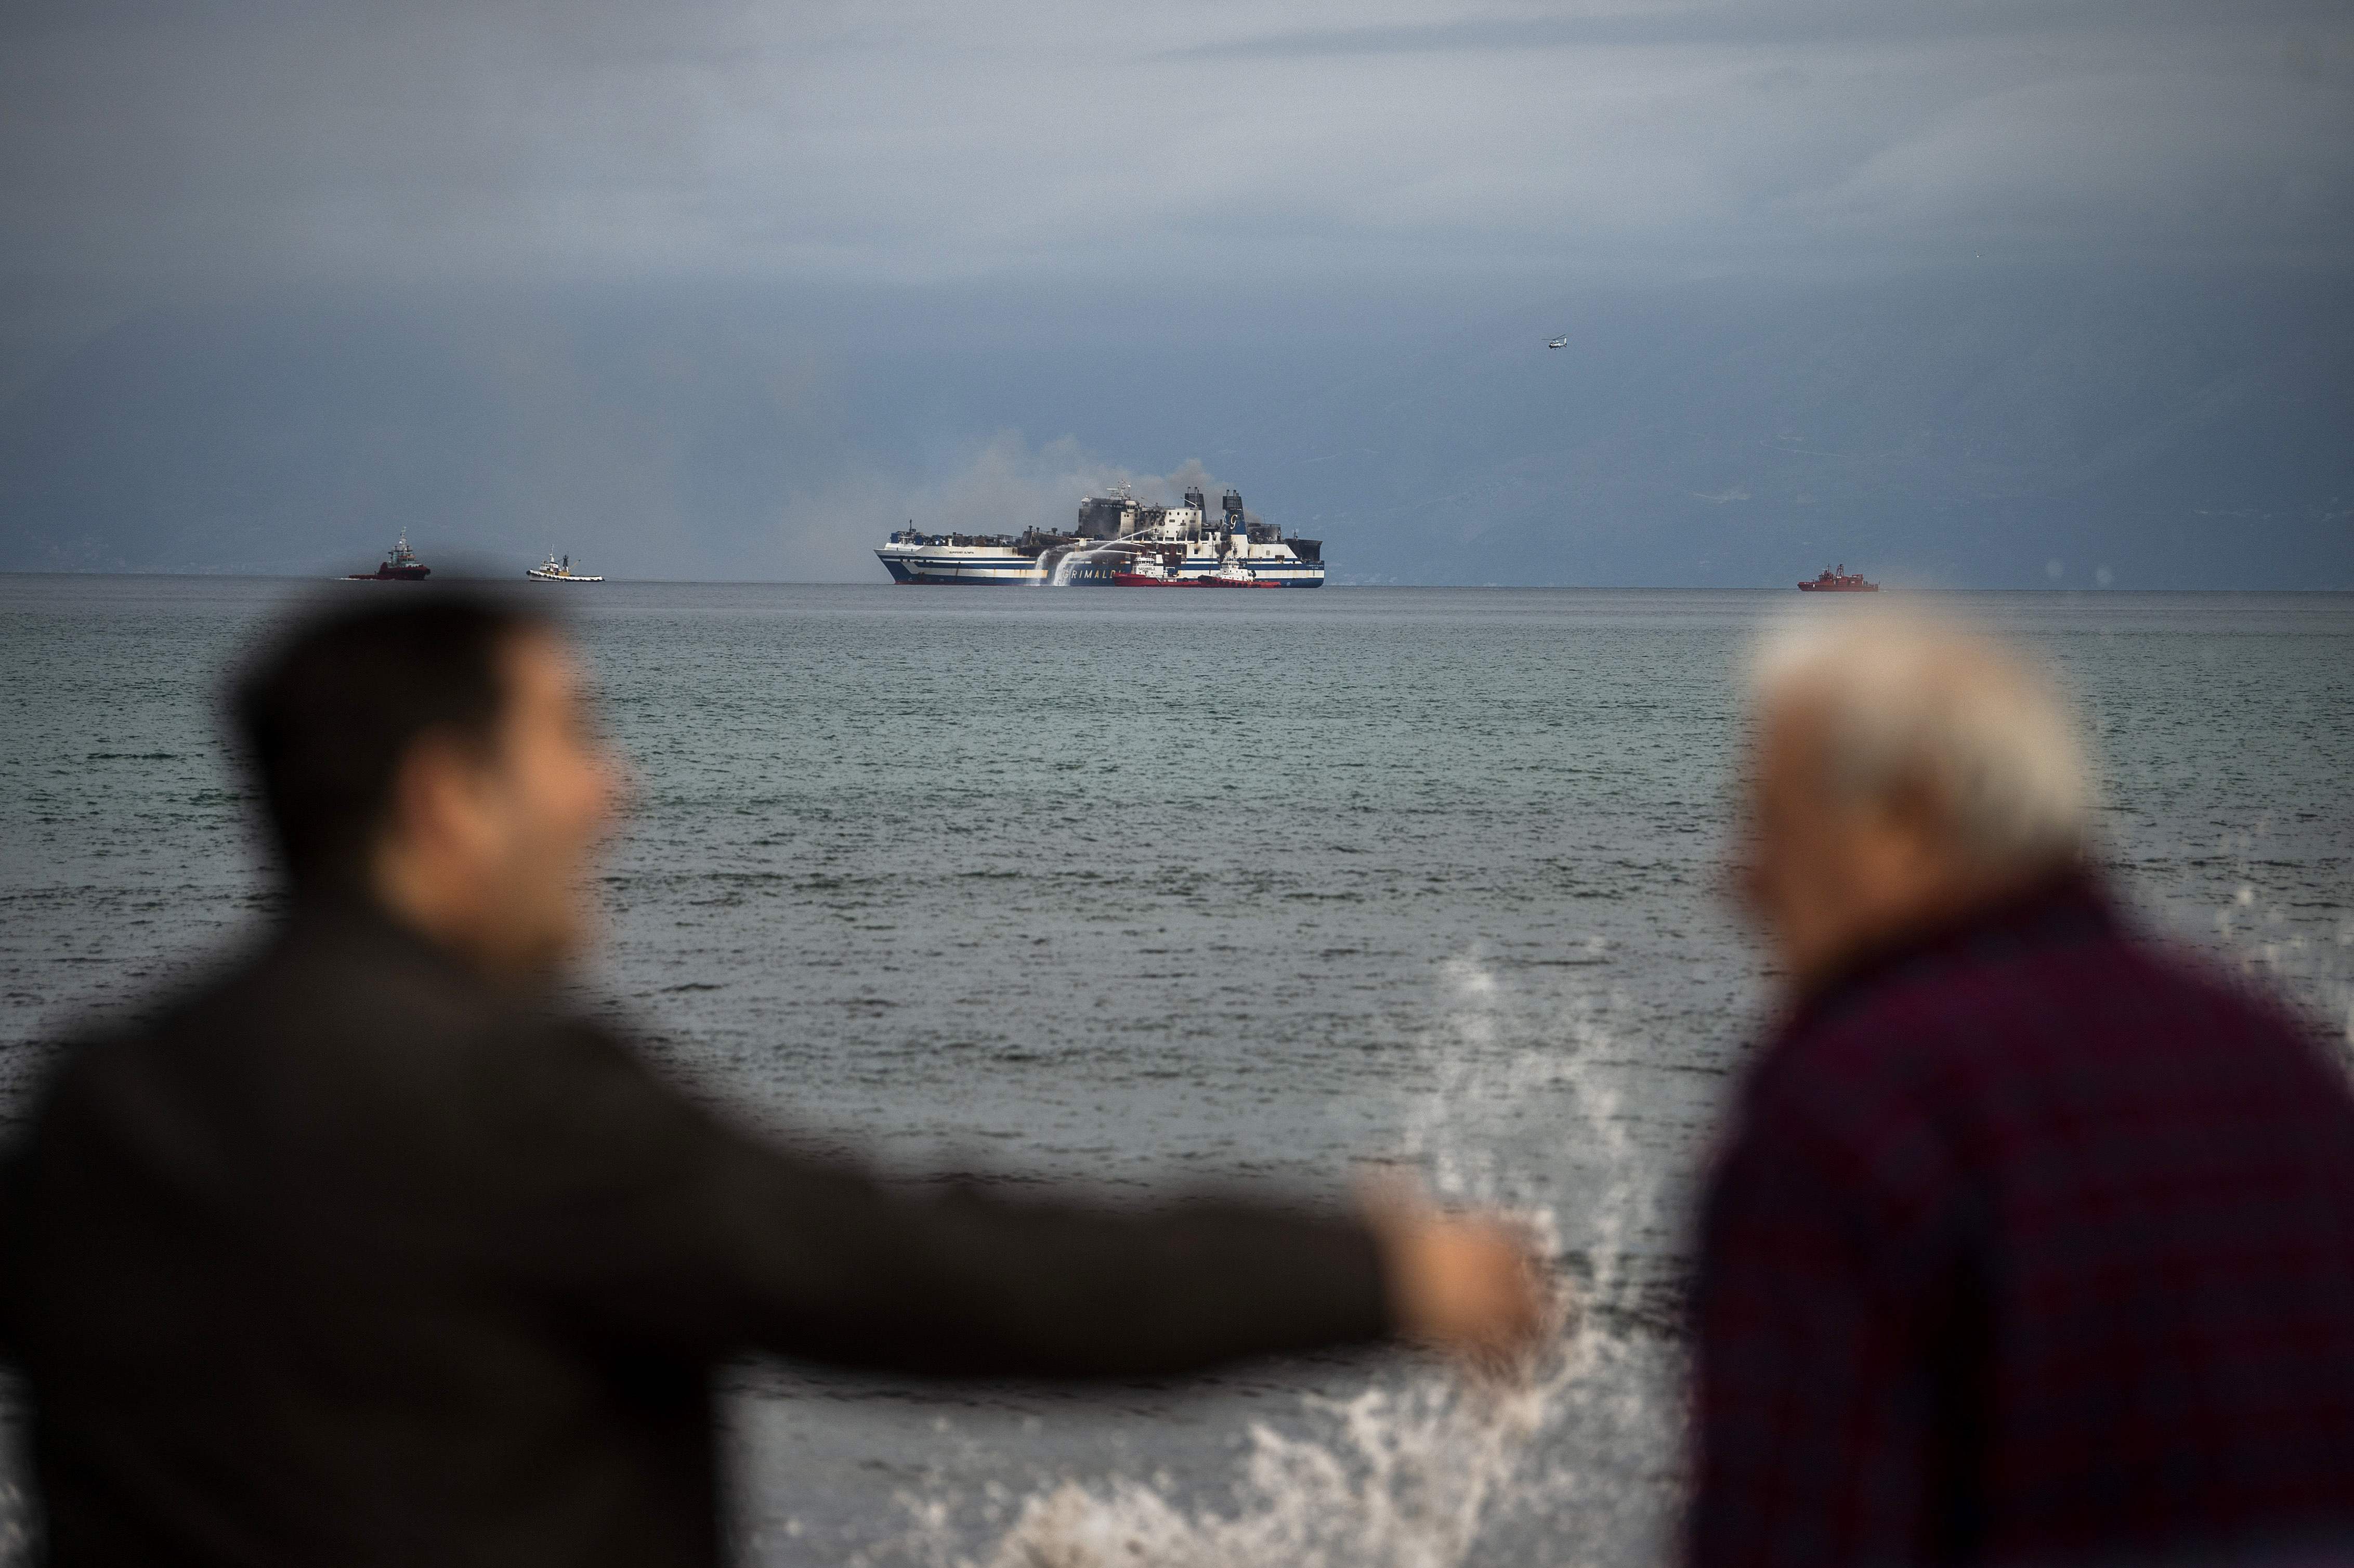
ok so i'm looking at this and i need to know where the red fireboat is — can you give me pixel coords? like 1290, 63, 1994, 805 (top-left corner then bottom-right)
1796, 563, 1878, 593
346, 529, 431, 581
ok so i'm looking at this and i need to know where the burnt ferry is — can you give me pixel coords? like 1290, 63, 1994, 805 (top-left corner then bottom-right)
877, 485, 1324, 587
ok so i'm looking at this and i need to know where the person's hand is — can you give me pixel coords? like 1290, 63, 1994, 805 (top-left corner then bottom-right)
1360, 1179, 1551, 1365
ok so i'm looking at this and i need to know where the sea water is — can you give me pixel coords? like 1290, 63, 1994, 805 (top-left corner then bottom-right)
3, 579, 2348, 1565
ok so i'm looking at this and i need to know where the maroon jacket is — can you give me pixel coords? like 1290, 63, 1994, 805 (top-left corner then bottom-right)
1691, 874, 2354, 1568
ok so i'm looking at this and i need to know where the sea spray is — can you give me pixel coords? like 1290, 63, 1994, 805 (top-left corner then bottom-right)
1048, 547, 1109, 588
0, 1480, 29, 1567
2204, 830, 2354, 1066
858, 955, 1688, 1568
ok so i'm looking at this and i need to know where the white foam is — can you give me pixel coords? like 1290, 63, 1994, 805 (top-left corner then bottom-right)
859, 957, 1684, 1568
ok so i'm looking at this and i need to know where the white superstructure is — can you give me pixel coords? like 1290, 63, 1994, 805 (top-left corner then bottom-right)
875, 485, 1325, 587
527, 553, 604, 583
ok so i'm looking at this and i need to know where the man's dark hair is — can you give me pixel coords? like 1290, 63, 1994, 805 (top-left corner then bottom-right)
233, 593, 558, 890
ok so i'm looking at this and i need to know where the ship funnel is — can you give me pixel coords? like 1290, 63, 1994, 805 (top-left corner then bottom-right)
1220, 489, 1244, 524
1183, 486, 1206, 513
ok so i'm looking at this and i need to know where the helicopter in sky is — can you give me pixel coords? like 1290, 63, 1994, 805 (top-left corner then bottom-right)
1546, 336, 1570, 349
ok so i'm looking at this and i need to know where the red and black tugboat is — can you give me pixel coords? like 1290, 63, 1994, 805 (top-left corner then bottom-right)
1797, 563, 1878, 592
346, 530, 431, 581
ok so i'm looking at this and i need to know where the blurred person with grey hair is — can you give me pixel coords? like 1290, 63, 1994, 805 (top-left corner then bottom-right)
1688, 609, 2354, 1568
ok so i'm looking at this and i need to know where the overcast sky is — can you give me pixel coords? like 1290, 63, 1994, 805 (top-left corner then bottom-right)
7, 0, 2350, 303
3, 1, 2350, 585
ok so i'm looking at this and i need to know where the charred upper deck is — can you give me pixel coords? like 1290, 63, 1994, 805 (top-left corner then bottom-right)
1040, 486, 1319, 561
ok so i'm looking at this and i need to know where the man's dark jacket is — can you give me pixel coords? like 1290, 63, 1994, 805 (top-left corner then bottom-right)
1690, 874, 2354, 1568
0, 904, 1390, 1565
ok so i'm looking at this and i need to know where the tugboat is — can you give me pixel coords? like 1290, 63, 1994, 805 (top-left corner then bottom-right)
1109, 551, 1197, 587
346, 530, 430, 581
526, 552, 604, 583
1103, 550, 1280, 588
1797, 563, 1879, 592
1199, 560, 1282, 589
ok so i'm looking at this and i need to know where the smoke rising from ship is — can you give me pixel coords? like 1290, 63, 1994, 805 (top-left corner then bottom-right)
776, 432, 1259, 581
806, 430, 1324, 585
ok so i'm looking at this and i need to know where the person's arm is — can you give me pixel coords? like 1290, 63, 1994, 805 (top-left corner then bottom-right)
1686, 1082, 1959, 1568
479, 1023, 1531, 1377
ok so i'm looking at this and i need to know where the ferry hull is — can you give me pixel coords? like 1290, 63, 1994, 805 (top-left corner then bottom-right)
877, 486, 1326, 586
876, 551, 1043, 585
877, 550, 1325, 587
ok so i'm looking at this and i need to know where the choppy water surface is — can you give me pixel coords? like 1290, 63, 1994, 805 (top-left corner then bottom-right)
4, 578, 2349, 1565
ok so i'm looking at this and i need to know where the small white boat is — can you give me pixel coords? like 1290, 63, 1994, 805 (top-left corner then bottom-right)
527, 553, 604, 583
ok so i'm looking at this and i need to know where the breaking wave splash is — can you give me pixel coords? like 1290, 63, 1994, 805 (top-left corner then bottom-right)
867, 958, 1684, 1568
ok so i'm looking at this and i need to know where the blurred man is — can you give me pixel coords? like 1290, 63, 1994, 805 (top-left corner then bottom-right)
0, 594, 1541, 1567
1690, 611, 2354, 1568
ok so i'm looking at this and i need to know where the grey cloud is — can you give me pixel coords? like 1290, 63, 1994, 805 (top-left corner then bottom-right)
1166, 0, 2354, 59
4, 0, 2348, 301
1802, 71, 2354, 253
3, 0, 2349, 591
